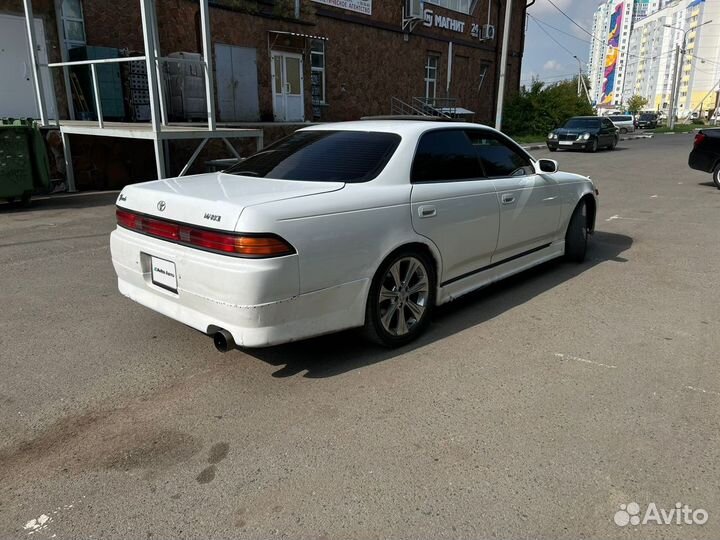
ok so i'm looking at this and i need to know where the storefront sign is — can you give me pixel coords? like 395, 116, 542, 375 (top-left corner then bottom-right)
312, 0, 371, 15
423, 8, 466, 33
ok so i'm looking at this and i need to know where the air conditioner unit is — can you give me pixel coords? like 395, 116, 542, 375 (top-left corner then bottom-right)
481, 24, 496, 40
406, 0, 423, 19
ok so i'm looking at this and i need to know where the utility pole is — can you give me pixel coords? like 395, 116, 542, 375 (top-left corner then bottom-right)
665, 19, 713, 130
667, 44, 680, 130
495, 0, 513, 131
573, 55, 582, 98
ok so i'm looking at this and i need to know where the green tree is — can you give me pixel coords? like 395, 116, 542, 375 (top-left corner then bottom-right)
503, 77, 595, 137
626, 95, 649, 115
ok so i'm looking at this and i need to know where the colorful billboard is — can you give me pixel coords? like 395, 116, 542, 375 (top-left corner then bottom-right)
601, 2, 624, 105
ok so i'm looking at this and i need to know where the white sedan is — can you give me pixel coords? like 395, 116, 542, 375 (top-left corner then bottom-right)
110, 120, 598, 349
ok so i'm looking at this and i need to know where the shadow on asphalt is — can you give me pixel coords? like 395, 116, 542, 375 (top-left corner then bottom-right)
0, 192, 119, 213
246, 231, 633, 378
697, 181, 717, 188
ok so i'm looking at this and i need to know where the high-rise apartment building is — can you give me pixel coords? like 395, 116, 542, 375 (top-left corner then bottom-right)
588, 0, 637, 109
589, 0, 720, 117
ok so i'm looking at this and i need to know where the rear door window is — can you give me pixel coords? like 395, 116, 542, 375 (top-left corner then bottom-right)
411, 129, 484, 182
224, 130, 401, 182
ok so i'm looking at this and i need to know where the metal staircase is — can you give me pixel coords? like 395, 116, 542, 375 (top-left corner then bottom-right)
390, 96, 458, 118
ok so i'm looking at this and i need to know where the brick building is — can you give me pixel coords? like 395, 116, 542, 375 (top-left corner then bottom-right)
2, 0, 527, 124
0, 0, 527, 188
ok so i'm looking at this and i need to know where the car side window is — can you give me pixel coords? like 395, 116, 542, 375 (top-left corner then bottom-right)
466, 130, 535, 178
411, 130, 484, 182
602, 119, 614, 129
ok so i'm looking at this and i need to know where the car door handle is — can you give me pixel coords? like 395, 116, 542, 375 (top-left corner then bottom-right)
501, 194, 516, 204
418, 205, 437, 218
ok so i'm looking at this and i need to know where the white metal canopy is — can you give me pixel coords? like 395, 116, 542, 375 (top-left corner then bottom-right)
21, 0, 263, 190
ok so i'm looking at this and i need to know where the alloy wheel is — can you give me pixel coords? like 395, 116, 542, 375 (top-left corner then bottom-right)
378, 257, 430, 336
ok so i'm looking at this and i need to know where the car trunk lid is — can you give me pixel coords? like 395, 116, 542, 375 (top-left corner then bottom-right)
116, 172, 344, 230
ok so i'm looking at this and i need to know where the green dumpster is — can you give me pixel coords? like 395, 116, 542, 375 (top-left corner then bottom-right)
0, 118, 51, 204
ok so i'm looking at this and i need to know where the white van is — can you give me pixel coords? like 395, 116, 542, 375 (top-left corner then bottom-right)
607, 114, 636, 134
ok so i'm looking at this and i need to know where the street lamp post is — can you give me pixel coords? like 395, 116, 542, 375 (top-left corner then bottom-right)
664, 20, 713, 130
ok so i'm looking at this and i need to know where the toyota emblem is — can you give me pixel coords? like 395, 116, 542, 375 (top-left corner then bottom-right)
157, 201, 166, 212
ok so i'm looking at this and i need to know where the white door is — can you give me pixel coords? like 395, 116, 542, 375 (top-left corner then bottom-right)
215, 44, 260, 121
0, 14, 56, 119
467, 130, 562, 262
271, 51, 304, 122
410, 129, 500, 284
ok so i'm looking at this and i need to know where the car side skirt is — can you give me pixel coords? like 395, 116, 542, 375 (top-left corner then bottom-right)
437, 241, 565, 305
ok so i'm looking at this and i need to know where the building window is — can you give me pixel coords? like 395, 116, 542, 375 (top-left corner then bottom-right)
61, 0, 86, 50
310, 40, 326, 105
425, 0, 471, 14
425, 54, 439, 101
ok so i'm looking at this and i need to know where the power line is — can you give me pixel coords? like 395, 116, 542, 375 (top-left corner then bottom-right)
543, 0, 720, 67
527, 14, 593, 45
531, 17, 581, 61
545, 0, 595, 39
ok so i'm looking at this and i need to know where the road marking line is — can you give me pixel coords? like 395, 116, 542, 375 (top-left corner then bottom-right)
685, 385, 720, 397
605, 215, 648, 222
554, 353, 617, 369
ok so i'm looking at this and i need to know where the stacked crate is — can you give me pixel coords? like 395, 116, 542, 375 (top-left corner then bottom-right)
124, 58, 150, 122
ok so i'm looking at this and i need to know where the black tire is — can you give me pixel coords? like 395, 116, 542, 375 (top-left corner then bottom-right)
609, 136, 618, 150
713, 163, 720, 190
363, 249, 436, 347
620, 128, 628, 134
548, 146, 557, 152
586, 138, 598, 153
565, 201, 589, 263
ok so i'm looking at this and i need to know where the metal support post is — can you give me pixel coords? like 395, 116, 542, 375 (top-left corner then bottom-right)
140, 0, 166, 179
22, 0, 49, 126
199, 0, 217, 130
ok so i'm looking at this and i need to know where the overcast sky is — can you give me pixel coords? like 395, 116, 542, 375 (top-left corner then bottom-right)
522, 0, 600, 86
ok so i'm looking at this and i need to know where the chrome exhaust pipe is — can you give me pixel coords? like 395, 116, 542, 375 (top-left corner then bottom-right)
213, 329, 235, 353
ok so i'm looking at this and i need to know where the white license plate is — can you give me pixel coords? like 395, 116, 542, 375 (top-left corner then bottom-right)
559, 141, 574, 146
151, 256, 177, 292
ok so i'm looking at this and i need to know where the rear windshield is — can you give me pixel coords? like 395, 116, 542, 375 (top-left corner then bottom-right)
639, 114, 657, 120
609, 116, 632, 122
224, 130, 401, 182
564, 118, 600, 129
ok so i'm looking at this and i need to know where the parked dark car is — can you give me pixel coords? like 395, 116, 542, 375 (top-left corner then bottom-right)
547, 116, 619, 153
637, 113, 659, 129
689, 129, 720, 189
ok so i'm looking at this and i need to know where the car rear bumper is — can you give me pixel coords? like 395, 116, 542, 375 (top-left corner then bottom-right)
110, 227, 369, 347
689, 148, 718, 173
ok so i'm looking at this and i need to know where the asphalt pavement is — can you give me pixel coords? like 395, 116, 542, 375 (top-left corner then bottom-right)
1, 133, 719, 539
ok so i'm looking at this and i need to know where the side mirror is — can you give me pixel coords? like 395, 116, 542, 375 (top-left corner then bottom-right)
536, 159, 558, 174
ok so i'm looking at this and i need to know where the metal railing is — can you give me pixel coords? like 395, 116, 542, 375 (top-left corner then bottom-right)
390, 97, 458, 118
44, 55, 209, 129
412, 97, 458, 118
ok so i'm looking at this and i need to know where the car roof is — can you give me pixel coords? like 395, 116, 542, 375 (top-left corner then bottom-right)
299, 119, 499, 137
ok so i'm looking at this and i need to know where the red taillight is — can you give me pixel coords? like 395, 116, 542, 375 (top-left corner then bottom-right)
116, 208, 140, 231
694, 133, 706, 147
115, 208, 294, 258
187, 228, 240, 254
